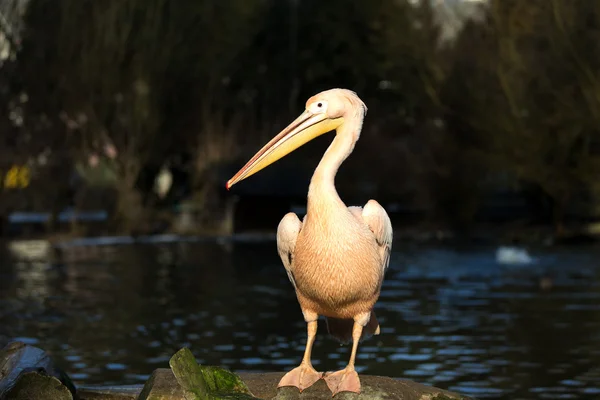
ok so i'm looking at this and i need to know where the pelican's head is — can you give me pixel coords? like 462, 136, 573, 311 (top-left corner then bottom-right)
226, 88, 367, 189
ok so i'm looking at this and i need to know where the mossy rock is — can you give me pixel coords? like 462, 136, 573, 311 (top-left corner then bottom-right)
167, 347, 257, 400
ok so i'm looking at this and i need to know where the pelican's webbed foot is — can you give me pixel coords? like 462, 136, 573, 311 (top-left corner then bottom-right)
324, 367, 361, 396
278, 363, 323, 392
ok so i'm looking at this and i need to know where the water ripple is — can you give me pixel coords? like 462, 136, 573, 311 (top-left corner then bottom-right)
1, 242, 600, 400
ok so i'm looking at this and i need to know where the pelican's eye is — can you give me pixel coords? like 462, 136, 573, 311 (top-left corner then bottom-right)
308, 100, 328, 114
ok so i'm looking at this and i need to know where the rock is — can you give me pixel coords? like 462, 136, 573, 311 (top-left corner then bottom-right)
81, 370, 474, 400
137, 368, 185, 400
237, 373, 473, 400
77, 384, 140, 400
2, 372, 73, 400
0, 341, 76, 399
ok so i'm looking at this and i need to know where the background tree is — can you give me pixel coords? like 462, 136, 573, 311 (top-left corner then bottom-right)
443, 0, 600, 233
2, 0, 600, 236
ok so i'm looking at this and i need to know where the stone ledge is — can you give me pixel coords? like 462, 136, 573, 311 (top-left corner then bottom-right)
79, 369, 474, 400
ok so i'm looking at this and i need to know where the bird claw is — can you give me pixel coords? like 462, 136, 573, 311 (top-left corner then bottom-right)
278, 363, 323, 392
324, 367, 361, 396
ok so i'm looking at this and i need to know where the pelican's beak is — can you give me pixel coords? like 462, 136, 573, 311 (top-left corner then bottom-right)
226, 111, 343, 189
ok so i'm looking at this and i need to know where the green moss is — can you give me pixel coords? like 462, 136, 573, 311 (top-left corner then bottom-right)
169, 347, 258, 400
201, 366, 253, 396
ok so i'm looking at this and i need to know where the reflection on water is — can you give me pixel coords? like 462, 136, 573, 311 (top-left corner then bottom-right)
1, 240, 600, 399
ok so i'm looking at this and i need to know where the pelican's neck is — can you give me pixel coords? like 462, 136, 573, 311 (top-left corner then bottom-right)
307, 116, 362, 214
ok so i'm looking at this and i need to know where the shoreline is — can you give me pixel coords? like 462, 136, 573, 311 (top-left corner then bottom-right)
3, 222, 599, 248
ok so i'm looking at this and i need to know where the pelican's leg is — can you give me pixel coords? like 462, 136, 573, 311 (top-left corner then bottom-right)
323, 313, 369, 396
278, 312, 323, 392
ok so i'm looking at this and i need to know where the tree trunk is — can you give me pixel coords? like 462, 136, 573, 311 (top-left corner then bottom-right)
553, 191, 570, 237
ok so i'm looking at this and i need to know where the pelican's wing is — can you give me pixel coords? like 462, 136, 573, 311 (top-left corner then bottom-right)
360, 200, 393, 273
276, 212, 302, 289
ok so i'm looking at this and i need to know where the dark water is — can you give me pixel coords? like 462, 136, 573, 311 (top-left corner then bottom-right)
1, 239, 600, 399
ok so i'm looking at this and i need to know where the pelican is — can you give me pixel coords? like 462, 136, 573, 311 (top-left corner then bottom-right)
226, 89, 392, 396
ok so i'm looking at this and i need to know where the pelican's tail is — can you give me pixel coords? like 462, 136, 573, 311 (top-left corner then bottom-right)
325, 313, 380, 345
